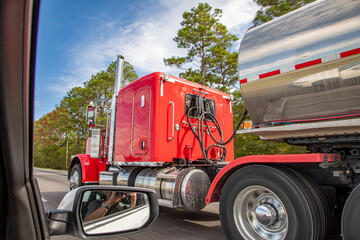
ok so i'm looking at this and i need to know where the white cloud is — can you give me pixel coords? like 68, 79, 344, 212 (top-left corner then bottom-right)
217, 0, 259, 33
105, 21, 117, 28
50, 0, 259, 95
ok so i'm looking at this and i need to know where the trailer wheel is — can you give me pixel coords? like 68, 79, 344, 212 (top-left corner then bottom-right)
219, 165, 316, 240
342, 183, 360, 239
69, 164, 82, 190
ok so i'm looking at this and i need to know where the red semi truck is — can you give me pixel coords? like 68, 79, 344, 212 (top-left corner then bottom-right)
68, 0, 360, 239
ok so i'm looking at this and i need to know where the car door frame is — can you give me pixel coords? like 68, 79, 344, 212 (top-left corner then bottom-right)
0, 0, 49, 239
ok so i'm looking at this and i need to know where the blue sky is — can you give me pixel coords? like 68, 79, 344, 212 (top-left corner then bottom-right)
35, 0, 259, 120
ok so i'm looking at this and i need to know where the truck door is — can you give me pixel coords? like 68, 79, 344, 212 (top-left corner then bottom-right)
131, 87, 150, 155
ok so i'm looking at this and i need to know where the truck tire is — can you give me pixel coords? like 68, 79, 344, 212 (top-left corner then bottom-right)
280, 166, 330, 240
342, 183, 360, 240
219, 165, 318, 240
69, 164, 83, 190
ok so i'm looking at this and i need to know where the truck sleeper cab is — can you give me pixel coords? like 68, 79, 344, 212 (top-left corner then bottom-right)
70, 71, 234, 211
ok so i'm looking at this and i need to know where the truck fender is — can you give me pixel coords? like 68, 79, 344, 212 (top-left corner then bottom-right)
68, 154, 106, 184
205, 153, 339, 204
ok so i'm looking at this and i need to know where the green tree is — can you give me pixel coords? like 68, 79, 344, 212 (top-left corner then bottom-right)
252, 0, 316, 27
60, 87, 90, 153
60, 60, 138, 152
34, 60, 138, 169
164, 3, 238, 87
83, 61, 138, 126
34, 107, 70, 169
209, 50, 238, 92
34, 107, 67, 149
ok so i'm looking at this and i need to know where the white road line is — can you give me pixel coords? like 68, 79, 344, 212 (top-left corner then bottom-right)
41, 197, 48, 203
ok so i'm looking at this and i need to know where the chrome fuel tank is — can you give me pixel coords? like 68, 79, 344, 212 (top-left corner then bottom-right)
238, 0, 360, 126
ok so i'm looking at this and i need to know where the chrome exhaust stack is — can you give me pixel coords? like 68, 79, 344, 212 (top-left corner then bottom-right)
107, 55, 125, 163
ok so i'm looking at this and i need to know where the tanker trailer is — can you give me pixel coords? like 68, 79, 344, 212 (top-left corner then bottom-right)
209, 0, 360, 239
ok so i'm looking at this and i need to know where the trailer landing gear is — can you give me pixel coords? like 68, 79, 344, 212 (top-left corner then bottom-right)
219, 165, 329, 240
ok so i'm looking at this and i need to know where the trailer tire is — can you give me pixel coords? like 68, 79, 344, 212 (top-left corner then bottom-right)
69, 164, 82, 190
219, 165, 316, 240
342, 183, 360, 240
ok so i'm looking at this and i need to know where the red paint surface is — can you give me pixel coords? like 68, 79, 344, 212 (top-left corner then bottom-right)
239, 78, 247, 84
75, 154, 106, 183
295, 58, 322, 69
259, 69, 281, 79
131, 88, 150, 155
114, 72, 234, 163
340, 48, 360, 58
205, 153, 340, 204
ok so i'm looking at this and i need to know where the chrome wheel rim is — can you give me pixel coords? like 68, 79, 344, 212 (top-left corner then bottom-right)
233, 186, 288, 240
70, 170, 79, 189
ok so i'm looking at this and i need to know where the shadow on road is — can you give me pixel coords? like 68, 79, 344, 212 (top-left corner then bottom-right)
115, 206, 225, 240
160, 206, 220, 221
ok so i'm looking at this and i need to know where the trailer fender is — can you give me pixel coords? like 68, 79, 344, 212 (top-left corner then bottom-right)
68, 154, 106, 184
206, 153, 339, 204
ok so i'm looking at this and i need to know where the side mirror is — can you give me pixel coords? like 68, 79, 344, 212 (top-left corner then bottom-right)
46, 186, 158, 239
86, 105, 96, 128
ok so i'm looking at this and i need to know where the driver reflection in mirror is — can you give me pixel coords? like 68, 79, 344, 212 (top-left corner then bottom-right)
83, 191, 137, 222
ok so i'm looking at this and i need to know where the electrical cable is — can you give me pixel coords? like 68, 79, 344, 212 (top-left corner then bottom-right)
186, 97, 248, 164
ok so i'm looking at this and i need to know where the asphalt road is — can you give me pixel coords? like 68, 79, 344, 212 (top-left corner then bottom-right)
34, 168, 226, 240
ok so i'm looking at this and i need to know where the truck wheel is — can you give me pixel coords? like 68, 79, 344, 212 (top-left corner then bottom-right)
69, 164, 82, 190
219, 165, 317, 240
280, 166, 330, 239
342, 183, 360, 239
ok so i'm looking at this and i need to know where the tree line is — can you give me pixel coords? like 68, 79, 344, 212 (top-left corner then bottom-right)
34, 1, 310, 170
34, 62, 138, 169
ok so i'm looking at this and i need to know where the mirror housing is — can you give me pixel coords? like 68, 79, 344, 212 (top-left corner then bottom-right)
86, 104, 96, 128
46, 186, 159, 239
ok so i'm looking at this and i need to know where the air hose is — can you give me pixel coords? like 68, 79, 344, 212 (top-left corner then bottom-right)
186, 95, 248, 164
